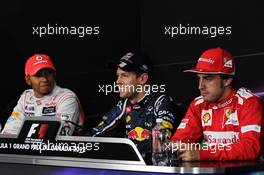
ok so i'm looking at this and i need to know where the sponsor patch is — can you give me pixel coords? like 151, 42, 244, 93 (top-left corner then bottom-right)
162, 120, 173, 129
98, 121, 104, 126
241, 125, 261, 133
10, 112, 20, 118
225, 108, 232, 119
126, 106, 132, 113
125, 115, 131, 123
132, 104, 140, 110
25, 105, 35, 113
25, 112, 35, 117
224, 59, 232, 68
42, 106, 56, 115
203, 131, 240, 145
127, 127, 151, 141
237, 88, 253, 99
177, 118, 189, 129
198, 57, 215, 64
7, 117, 18, 122
202, 109, 212, 126
225, 110, 239, 126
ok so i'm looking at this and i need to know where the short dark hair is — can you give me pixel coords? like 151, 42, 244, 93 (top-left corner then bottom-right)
134, 71, 152, 85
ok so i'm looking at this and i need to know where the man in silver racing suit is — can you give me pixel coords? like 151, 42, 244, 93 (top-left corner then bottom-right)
1, 54, 85, 136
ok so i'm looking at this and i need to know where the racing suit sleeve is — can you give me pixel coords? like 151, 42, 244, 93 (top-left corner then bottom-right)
154, 95, 181, 139
200, 98, 264, 161
1, 93, 26, 135
171, 100, 203, 143
91, 99, 128, 137
56, 94, 83, 136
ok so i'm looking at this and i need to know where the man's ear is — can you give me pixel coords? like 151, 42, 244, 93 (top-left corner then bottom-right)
224, 77, 233, 87
53, 71, 57, 80
139, 73, 149, 85
25, 76, 31, 86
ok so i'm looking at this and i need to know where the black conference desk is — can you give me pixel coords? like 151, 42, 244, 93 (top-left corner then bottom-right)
0, 158, 263, 175
1, 135, 264, 175
0, 117, 263, 175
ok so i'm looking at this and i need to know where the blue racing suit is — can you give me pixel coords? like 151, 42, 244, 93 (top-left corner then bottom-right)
91, 92, 181, 163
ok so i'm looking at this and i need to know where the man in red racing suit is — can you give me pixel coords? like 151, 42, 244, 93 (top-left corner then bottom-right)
171, 48, 264, 161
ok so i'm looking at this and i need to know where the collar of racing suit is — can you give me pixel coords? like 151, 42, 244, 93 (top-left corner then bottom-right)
33, 83, 58, 101
128, 92, 151, 110
209, 89, 236, 110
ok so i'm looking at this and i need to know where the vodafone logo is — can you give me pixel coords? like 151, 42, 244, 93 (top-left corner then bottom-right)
33, 55, 48, 65
35, 55, 43, 61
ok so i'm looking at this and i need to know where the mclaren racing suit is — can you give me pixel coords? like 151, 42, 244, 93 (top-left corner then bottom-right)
92, 93, 181, 161
171, 87, 264, 161
1, 85, 85, 136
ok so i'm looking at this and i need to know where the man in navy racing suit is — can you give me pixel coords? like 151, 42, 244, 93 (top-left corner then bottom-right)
90, 52, 182, 164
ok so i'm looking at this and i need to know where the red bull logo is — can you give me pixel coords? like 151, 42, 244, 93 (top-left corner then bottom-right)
127, 127, 151, 141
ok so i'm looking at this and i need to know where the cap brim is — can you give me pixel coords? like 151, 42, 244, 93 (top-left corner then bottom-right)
183, 69, 235, 75
30, 66, 56, 76
119, 65, 140, 72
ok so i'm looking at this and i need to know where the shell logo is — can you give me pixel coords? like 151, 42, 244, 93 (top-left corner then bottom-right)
202, 113, 211, 124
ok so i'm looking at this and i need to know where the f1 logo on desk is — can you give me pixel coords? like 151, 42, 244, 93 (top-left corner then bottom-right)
19, 118, 60, 142
27, 123, 48, 139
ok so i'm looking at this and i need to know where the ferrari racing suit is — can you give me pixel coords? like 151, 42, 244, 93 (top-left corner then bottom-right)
171, 87, 264, 161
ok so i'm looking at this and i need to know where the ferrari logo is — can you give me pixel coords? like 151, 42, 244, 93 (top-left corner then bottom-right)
225, 108, 232, 118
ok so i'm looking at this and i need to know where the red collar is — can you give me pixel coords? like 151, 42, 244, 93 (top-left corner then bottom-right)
210, 89, 236, 109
